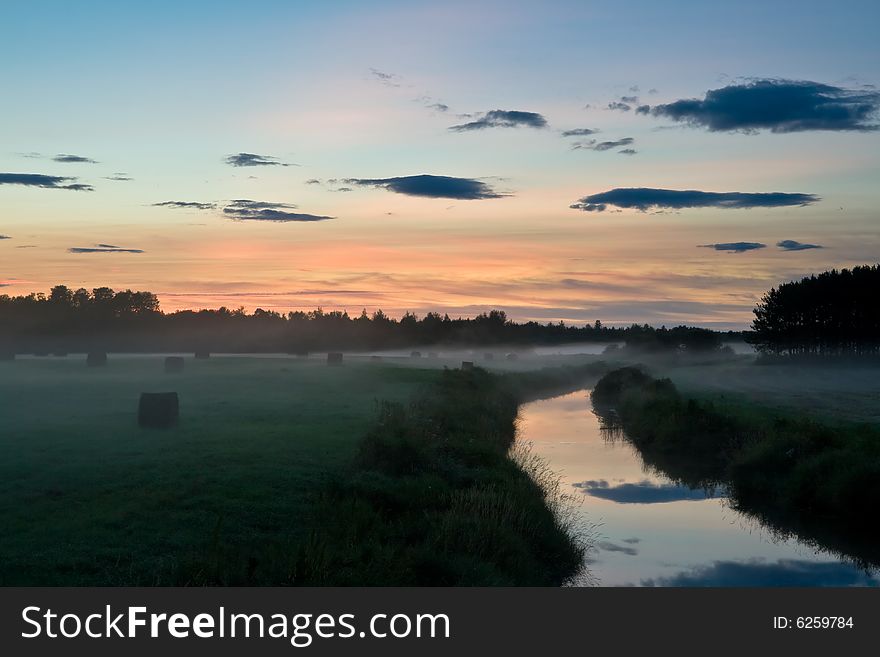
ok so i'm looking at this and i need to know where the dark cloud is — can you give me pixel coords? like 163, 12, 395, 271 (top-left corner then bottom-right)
223, 199, 333, 222
104, 173, 132, 181
428, 102, 449, 112
621, 537, 641, 544
0, 235, 10, 240
618, 148, 638, 155
69, 244, 144, 254
345, 174, 506, 200
642, 559, 880, 587
449, 109, 548, 131
700, 242, 767, 253
570, 188, 819, 212
607, 101, 631, 112
152, 201, 217, 210
304, 179, 322, 185
573, 479, 720, 504
0, 173, 94, 191
53, 154, 98, 164
597, 540, 639, 556
777, 239, 823, 251
561, 128, 599, 137
620, 95, 639, 104
639, 79, 880, 132
225, 152, 292, 167
571, 137, 635, 152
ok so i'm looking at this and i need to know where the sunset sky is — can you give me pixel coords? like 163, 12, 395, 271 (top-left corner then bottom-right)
2, 0, 878, 329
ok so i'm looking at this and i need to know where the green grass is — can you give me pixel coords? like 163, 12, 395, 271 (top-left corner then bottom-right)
592, 367, 880, 567
0, 356, 438, 585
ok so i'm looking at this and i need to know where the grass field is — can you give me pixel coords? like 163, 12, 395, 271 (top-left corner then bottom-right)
0, 355, 439, 585
654, 359, 880, 425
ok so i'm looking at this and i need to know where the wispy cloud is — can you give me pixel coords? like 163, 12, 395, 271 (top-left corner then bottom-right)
53, 154, 98, 164
561, 128, 598, 137
638, 79, 880, 132
777, 239, 823, 251
152, 201, 218, 210
449, 109, 548, 131
222, 199, 333, 222
225, 152, 294, 167
370, 67, 401, 87
699, 242, 767, 253
0, 173, 93, 191
607, 101, 632, 112
345, 174, 507, 200
104, 173, 133, 181
571, 137, 635, 152
69, 244, 144, 254
570, 188, 819, 212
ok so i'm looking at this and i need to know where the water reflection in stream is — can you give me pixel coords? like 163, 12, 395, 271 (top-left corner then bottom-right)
516, 390, 879, 587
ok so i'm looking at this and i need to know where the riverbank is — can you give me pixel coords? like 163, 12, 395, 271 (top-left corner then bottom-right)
291, 363, 608, 585
591, 368, 880, 567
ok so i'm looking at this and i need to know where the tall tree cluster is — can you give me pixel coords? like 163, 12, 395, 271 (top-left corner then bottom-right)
750, 265, 880, 357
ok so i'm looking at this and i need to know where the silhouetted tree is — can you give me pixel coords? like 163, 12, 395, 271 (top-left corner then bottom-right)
749, 264, 880, 358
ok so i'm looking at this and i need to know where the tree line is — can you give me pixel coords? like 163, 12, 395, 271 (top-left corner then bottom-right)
749, 264, 880, 358
0, 285, 736, 354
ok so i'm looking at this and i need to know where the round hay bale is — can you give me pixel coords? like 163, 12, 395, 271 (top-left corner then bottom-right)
194, 350, 210, 360
165, 356, 185, 373
138, 392, 179, 429
86, 352, 108, 367
461, 361, 474, 370
327, 352, 343, 366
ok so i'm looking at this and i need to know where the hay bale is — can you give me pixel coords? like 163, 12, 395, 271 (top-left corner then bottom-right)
165, 356, 185, 373
138, 392, 179, 429
194, 350, 210, 360
86, 352, 107, 367
327, 352, 343, 366
410, 351, 422, 359
461, 361, 474, 370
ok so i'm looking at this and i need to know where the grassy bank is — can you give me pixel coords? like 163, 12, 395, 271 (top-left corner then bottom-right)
591, 367, 880, 566
291, 363, 607, 586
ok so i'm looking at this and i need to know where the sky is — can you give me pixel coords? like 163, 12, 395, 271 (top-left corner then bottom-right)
1, 0, 878, 329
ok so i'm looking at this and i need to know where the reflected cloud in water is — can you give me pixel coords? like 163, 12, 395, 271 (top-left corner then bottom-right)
574, 478, 722, 504
641, 559, 880, 587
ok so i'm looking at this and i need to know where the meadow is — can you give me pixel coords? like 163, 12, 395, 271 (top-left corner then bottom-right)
0, 355, 438, 585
